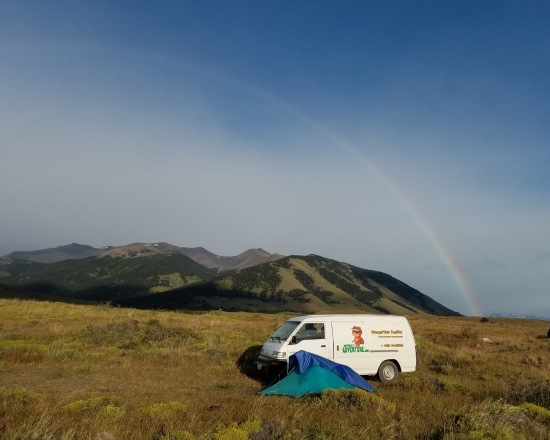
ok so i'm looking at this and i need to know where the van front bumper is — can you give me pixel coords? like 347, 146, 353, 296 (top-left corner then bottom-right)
254, 355, 287, 373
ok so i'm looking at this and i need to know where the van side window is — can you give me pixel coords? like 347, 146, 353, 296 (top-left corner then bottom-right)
295, 323, 325, 342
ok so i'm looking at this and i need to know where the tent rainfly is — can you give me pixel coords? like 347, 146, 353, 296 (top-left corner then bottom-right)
258, 350, 377, 397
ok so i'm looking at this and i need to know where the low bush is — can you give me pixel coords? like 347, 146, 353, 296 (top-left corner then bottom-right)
320, 388, 395, 413
212, 419, 261, 440
443, 400, 550, 440
510, 380, 550, 409
0, 340, 49, 364
75, 319, 199, 349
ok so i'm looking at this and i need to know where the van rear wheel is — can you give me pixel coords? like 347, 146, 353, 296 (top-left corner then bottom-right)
377, 361, 399, 384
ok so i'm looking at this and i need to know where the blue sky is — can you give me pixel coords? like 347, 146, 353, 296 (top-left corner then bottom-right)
1, 1, 549, 317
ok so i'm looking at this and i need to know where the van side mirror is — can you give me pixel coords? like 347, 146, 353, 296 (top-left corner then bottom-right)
290, 336, 297, 345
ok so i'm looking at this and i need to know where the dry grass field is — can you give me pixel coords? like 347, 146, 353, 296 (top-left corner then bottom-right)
1, 298, 549, 439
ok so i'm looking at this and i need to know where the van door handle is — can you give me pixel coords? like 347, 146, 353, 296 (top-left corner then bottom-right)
337, 345, 339, 351
321, 345, 326, 347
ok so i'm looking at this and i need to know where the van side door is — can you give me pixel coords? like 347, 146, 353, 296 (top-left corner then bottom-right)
332, 321, 373, 374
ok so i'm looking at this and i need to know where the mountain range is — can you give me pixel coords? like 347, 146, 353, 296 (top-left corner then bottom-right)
4, 242, 283, 270
0, 242, 460, 316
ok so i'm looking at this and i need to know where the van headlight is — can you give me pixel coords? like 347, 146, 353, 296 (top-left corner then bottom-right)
272, 351, 286, 359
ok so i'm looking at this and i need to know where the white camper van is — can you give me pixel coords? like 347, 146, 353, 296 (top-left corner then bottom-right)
255, 314, 416, 383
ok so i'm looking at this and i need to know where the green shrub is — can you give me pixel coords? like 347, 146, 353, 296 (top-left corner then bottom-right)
249, 419, 287, 440
160, 430, 196, 440
142, 401, 188, 420
96, 404, 126, 422
433, 378, 468, 393
76, 319, 199, 349
212, 419, 261, 440
397, 375, 424, 390
518, 402, 550, 424
443, 400, 550, 440
320, 389, 395, 413
516, 381, 550, 409
0, 387, 39, 407
130, 401, 190, 437
65, 396, 123, 414
0, 340, 48, 363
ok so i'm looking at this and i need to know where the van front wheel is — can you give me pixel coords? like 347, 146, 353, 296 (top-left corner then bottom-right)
377, 361, 399, 384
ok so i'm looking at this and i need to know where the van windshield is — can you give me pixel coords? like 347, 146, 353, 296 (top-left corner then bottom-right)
270, 321, 300, 342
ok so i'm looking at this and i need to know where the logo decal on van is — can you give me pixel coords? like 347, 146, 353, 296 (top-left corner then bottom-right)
352, 326, 364, 347
342, 344, 369, 353
341, 326, 369, 353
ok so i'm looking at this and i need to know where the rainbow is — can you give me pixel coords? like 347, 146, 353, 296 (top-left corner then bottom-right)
210, 74, 483, 316
305, 124, 482, 316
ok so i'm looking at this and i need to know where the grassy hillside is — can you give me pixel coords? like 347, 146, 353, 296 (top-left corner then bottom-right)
122, 255, 459, 316
0, 283, 95, 304
1, 252, 216, 300
351, 265, 459, 316
0, 297, 549, 439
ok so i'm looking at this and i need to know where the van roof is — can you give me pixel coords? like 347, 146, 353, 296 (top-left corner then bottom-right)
290, 314, 408, 322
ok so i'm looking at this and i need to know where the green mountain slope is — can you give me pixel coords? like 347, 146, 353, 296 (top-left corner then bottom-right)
350, 266, 458, 316
0, 252, 217, 301
0, 283, 96, 304
119, 255, 460, 316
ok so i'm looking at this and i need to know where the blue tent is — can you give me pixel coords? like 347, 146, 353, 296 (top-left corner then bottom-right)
258, 351, 376, 396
